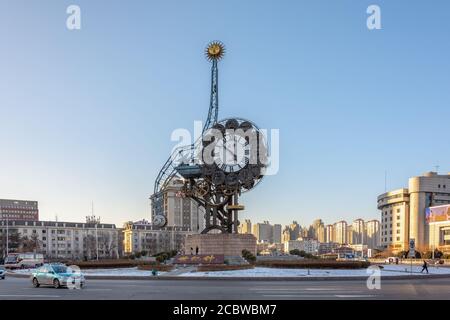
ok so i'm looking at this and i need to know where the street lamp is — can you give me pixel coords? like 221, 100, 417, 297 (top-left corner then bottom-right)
5, 215, 9, 257
95, 223, 99, 261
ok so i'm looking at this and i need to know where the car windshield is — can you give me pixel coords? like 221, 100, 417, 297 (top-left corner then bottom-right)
51, 266, 68, 274
5, 257, 17, 263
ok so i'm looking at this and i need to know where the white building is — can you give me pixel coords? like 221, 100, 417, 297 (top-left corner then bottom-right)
334, 221, 348, 245
377, 172, 450, 252
284, 239, 319, 254
365, 219, 381, 249
123, 221, 193, 255
352, 219, 365, 245
0, 220, 120, 260
325, 224, 335, 243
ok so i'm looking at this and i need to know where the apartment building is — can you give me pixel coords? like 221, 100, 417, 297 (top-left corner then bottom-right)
122, 221, 193, 255
0, 220, 119, 259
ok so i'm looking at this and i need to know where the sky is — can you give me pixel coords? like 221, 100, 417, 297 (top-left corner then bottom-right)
0, 0, 449, 228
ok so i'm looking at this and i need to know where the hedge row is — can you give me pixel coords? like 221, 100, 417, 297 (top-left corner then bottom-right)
197, 264, 255, 272
256, 259, 371, 269
137, 264, 174, 272
67, 259, 157, 269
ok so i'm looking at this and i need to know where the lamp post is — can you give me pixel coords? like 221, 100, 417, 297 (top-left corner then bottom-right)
95, 223, 99, 261
5, 215, 9, 257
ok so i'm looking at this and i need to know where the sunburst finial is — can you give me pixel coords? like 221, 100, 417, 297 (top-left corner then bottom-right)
205, 41, 225, 62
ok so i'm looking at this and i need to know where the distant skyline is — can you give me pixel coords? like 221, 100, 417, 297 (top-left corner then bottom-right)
1, 1, 449, 227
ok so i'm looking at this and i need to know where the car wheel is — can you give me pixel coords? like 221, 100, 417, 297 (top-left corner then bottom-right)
53, 279, 60, 289
32, 278, 40, 288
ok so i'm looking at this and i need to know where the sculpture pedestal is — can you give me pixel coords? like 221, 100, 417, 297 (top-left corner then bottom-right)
185, 233, 257, 256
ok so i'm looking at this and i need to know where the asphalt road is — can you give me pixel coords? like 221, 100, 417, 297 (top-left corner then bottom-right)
1, 276, 450, 300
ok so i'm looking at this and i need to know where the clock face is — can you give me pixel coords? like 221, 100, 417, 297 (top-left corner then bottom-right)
214, 133, 250, 173
153, 215, 167, 227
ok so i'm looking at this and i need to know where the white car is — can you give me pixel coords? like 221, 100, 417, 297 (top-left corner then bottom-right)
0, 266, 5, 280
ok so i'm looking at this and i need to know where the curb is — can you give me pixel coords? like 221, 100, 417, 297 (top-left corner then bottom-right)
7, 272, 450, 281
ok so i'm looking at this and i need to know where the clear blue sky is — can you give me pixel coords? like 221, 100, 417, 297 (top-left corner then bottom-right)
1, 0, 449, 228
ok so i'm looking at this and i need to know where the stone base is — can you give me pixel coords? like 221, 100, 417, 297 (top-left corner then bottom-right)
185, 233, 257, 256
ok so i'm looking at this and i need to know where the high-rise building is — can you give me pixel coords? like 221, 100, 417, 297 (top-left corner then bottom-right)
272, 224, 282, 244
0, 199, 39, 221
325, 224, 335, 243
377, 172, 450, 252
238, 219, 252, 234
252, 221, 273, 242
317, 224, 326, 243
377, 188, 409, 251
288, 221, 300, 240
150, 178, 205, 232
346, 225, 353, 245
334, 221, 347, 245
311, 219, 324, 240
282, 226, 291, 243
352, 219, 365, 245
365, 219, 381, 249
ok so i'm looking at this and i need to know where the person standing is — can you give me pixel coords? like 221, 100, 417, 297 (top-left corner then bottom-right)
190, 247, 193, 255
421, 260, 429, 274
195, 246, 199, 255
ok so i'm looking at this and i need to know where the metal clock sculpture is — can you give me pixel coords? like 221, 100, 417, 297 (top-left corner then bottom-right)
151, 41, 268, 234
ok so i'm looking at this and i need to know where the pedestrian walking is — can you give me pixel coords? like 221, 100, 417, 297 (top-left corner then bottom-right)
421, 260, 429, 274
196, 246, 199, 255
190, 247, 193, 255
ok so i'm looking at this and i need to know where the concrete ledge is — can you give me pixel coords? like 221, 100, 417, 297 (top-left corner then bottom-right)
8, 271, 450, 281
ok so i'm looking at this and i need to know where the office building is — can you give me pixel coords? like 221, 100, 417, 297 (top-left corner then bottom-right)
377, 172, 450, 251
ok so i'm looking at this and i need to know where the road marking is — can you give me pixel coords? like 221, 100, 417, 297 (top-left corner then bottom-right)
250, 287, 341, 291
263, 294, 335, 298
334, 294, 376, 298
85, 289, 113, 291
0, 294, 60, 298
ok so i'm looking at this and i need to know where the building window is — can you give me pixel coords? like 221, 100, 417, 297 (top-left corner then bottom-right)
397, 209, 400, 213
396, 237, 400, 241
